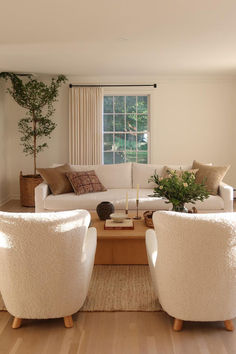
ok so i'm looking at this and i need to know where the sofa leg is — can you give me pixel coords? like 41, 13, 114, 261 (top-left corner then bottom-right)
173, 318, 183, 331
224, 320, 234, 331
12, 317, 22, 329
64, 316, 73, 328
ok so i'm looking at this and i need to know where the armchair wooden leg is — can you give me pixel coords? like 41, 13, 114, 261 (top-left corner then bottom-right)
64, 316, 73, 328
12, 317, 22, 329
173, 318, 183, 331
224, 320, 234, 331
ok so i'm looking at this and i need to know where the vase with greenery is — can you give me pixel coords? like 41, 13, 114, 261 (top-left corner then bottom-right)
0, 72, 67, 206
149, 170, 209, 212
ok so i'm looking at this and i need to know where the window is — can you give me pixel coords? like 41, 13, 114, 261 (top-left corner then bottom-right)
103, 95, 149, 164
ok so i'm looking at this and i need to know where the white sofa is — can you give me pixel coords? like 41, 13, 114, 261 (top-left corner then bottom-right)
35, 162, 233, 213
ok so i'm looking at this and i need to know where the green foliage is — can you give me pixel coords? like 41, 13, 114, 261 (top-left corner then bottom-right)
126, 96, 136, 113
103, 95, 148, 121
149, 170, 209, 209
103, 95, 149, 164
115, 114, 125, 131
126, 114, 136, 131
126, 133, 136, 150
0, 72, 67, 174
137, 96, 147, 114
126, 151, 136, 162
104, 96, 113, 113
114, 96, 125, 113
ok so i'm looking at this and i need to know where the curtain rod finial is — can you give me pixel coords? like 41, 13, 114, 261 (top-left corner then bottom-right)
69, 84, 72, 88
154, 83, 157, 88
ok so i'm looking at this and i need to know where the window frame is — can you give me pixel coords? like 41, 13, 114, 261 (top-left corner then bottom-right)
102, 92, 151, 164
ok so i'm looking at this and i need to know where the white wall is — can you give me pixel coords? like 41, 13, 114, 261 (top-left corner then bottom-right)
0, 81, 9, 205
151, 77, 236, 180
3, 75, 236, 198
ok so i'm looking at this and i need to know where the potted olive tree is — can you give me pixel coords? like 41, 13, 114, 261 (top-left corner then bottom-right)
0, 72, 67, 206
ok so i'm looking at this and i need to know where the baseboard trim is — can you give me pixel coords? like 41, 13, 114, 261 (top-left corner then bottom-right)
10, 194, 20, 200
0, 195, 11, 207
0, 194, 20, 207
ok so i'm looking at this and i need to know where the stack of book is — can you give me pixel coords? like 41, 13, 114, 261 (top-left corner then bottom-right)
104, 219, 134, 230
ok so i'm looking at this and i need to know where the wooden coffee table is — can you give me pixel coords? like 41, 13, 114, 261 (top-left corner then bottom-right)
90, 212, 149, 265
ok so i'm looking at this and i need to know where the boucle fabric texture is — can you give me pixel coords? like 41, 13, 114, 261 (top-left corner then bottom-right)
192, 160, 230, 195
37, 163, 73, 195
66, 170, 107, 195
0, 293, 5, 311
0, 210, 97, 319
146, 211, 236, 322
0, 265, 161, 312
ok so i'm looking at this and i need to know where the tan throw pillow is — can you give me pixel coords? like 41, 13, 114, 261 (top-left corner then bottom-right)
37, 163, 73, 195
162, 166, 198, 178
66, 170, 107, 195
192, 160, 230, 195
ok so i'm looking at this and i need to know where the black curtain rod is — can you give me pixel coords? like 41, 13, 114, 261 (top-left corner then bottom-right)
69, 83, 157, 88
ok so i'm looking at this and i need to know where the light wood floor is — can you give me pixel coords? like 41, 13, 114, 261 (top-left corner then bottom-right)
0, 200, 35, 213
1, 200, 236, 354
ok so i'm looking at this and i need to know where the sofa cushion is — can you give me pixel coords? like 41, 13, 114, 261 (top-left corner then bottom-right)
133, 163, 165, 189
133, 163, 193, 189
185, 195, 224, 211
162, 166, 198, 178
192, 160, 230, 195
71, 163, 132, 189
37, 164, 73, 195
43, 188, 224, 211
44, 189, 168, 211
66, 170, 107, 195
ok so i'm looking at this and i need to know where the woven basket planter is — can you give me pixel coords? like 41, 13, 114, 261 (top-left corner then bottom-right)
143, 211, 155, 228
20, 172, 43, 207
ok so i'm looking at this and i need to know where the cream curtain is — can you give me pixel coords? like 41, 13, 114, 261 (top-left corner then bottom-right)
69, 87, 103, 165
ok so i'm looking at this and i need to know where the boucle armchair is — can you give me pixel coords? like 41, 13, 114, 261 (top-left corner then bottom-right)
0, 209, 97, 329
146, 211, 236, 331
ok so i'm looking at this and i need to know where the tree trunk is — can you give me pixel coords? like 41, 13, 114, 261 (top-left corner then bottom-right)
33, 112, 37, 176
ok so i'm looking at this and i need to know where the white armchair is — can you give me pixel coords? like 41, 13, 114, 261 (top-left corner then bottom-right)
146, 211, 236, 331
0, 209, 97, 329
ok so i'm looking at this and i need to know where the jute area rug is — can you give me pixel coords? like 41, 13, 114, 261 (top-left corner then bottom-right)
0, 265, 161, 312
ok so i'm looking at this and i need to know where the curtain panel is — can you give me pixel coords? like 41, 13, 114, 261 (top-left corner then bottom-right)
69, 87, 103, 165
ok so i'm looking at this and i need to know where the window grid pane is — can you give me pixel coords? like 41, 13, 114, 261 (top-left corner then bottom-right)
103, 95, 149, 164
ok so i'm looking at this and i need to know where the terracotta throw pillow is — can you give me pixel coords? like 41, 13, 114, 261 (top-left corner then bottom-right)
37, 163, 73, 195
66, 170, 107, 195
192, 160, 230, 195
162, 166, 198, 178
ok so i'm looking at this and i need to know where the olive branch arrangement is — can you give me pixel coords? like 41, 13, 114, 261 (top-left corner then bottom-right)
149, 169, 209, 211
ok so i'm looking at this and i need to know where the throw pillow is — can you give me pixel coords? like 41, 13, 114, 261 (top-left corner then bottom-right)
192, 160, 230, 195
162, 166, 198, 178
66, 170, 107, 195
37, 163, 73, 195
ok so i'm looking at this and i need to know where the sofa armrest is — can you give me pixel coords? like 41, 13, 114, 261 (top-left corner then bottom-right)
35, 182, 50, 212
219, 182, 234, 212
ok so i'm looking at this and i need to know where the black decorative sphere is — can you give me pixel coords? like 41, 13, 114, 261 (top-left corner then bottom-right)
96, 201, 114, 220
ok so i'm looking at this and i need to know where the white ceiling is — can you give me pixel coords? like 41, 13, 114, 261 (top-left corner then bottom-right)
1, 0, 236, 76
